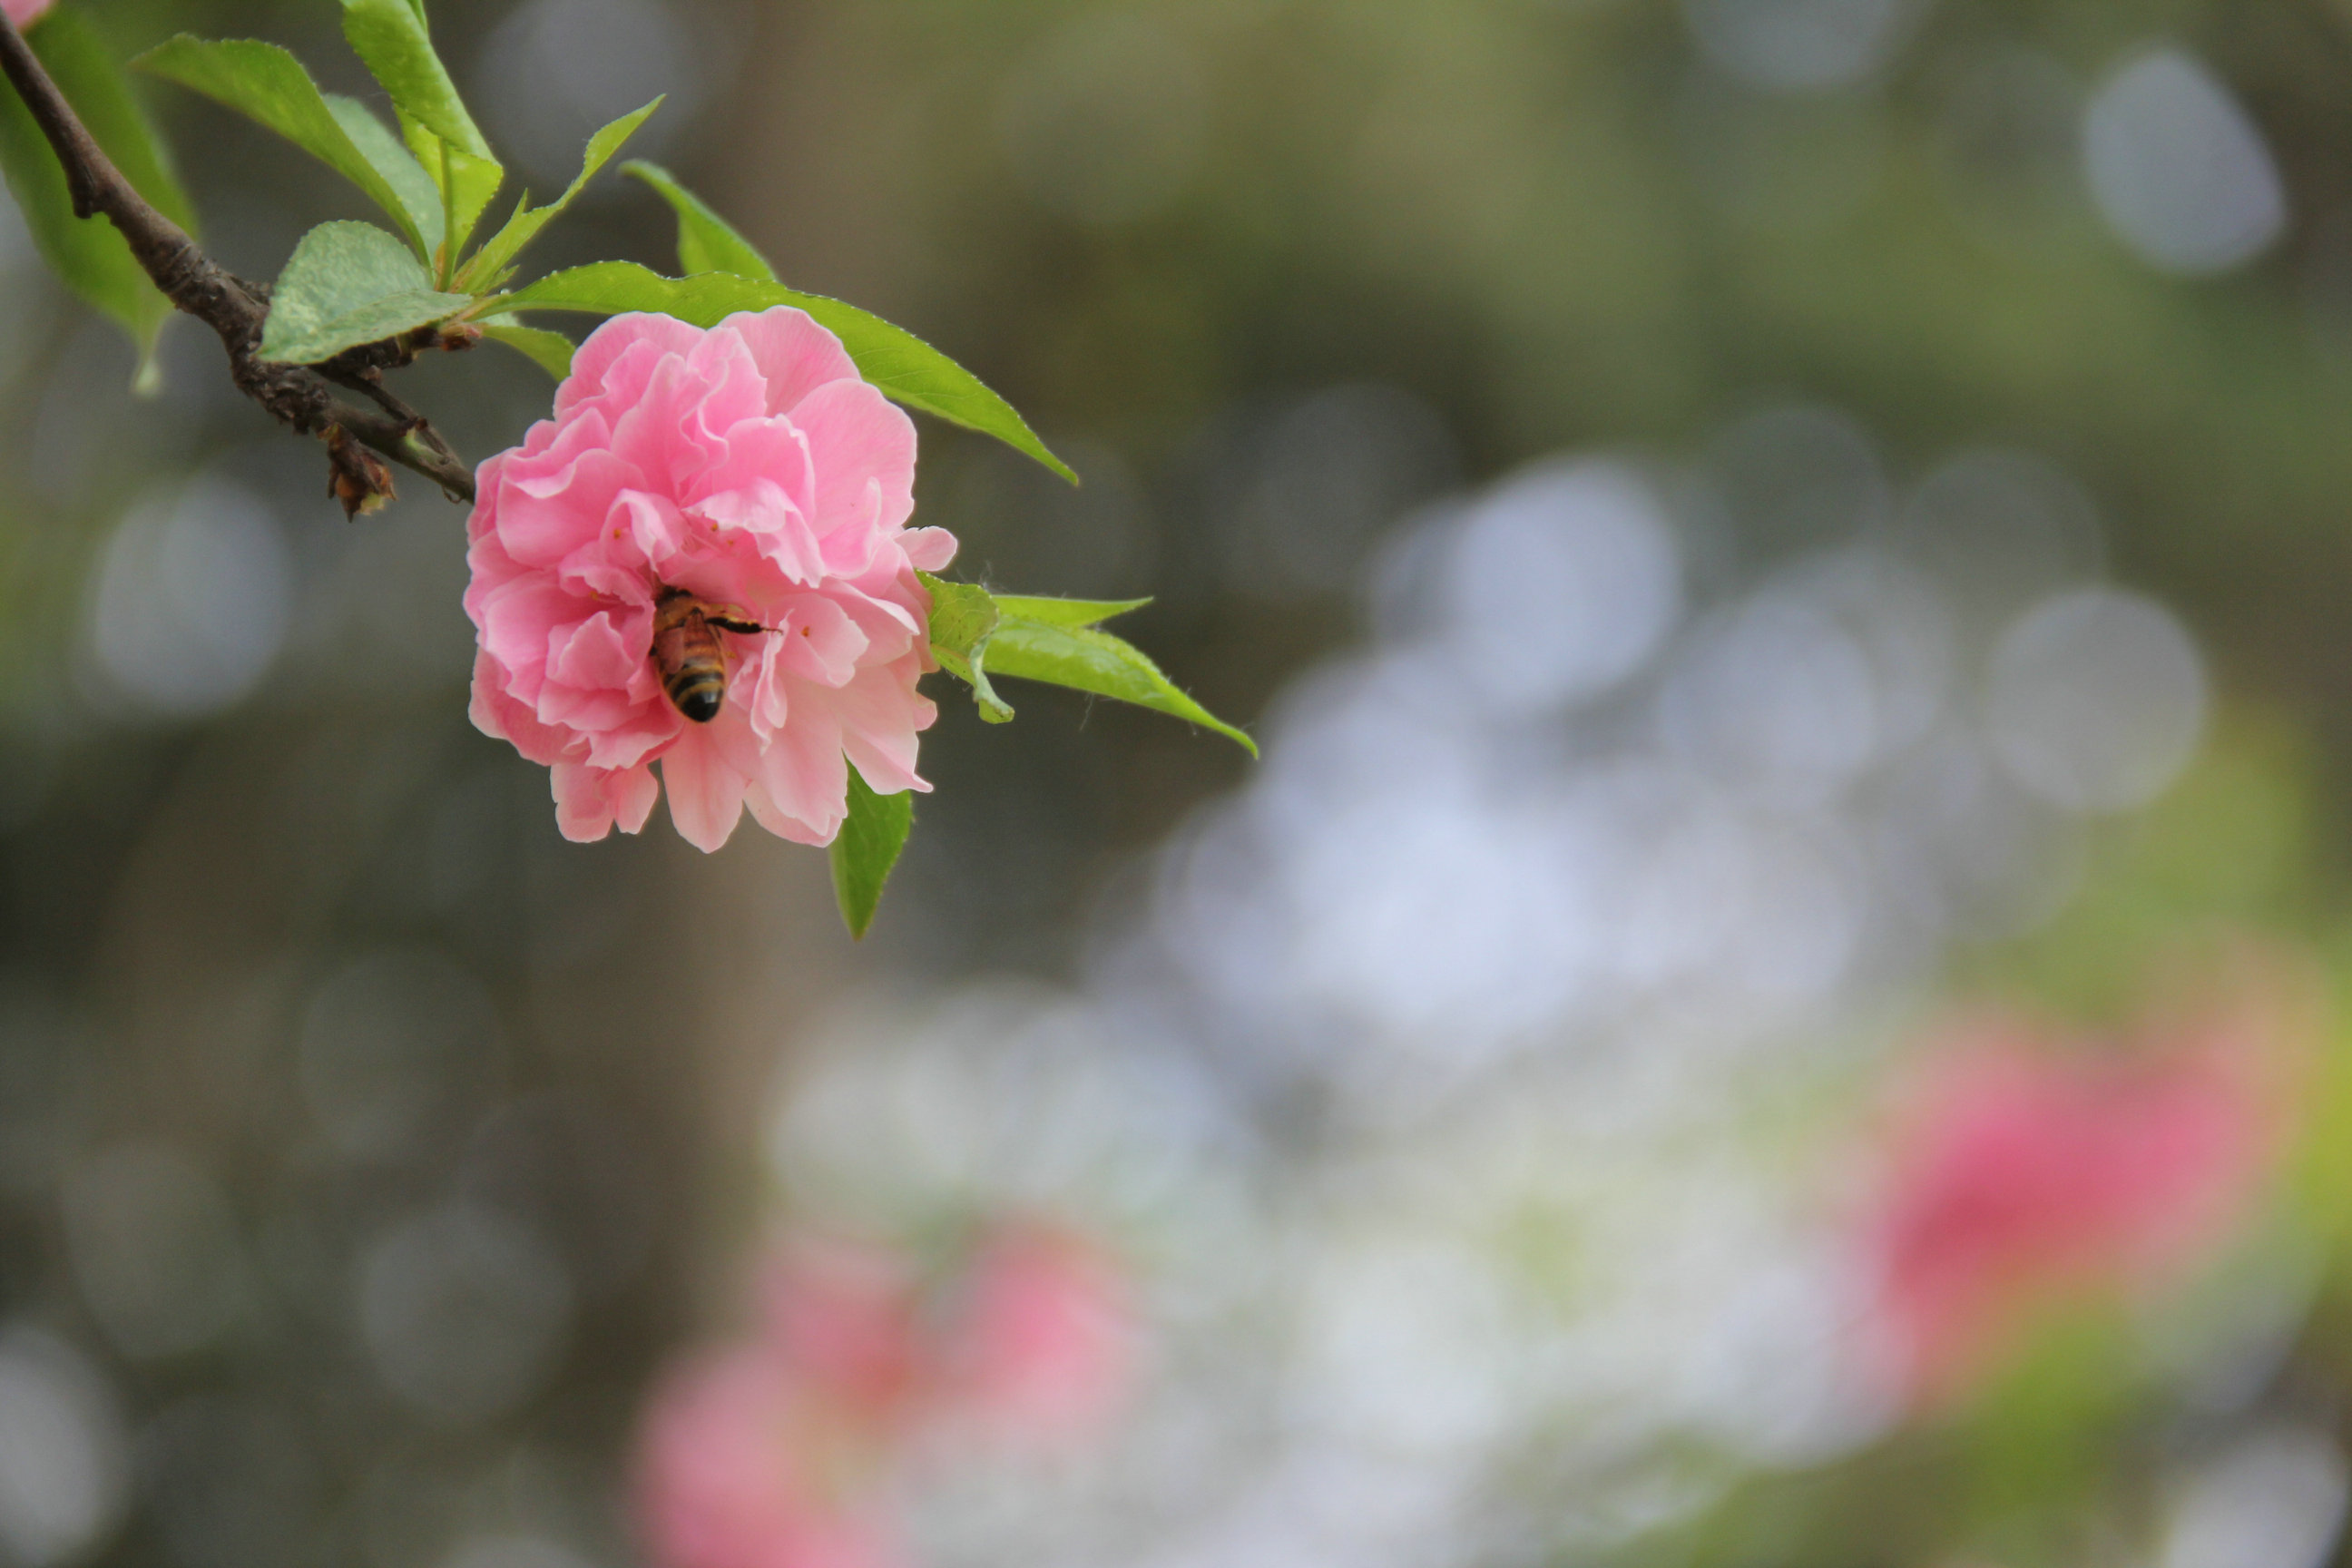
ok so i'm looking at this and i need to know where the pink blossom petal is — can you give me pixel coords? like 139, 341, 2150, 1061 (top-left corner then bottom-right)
549, 610, 645, 691
901, 527, 959, 573
583, 707, 684, 771
610, 353, 720, 489
560, 313, 706, 421
613, 489, 689, 564
724, 307, 862, 418
776, 596, 868, 688
661, 713, 761, 852
834, 661, 935, 797
470, 650, 575, 766
551, 760, 661, 842
790, 379, 917, 538
495, 460, 627, 568
613, 765, 662, 832
538, 681, 641, 734
745, 692, 848, 844
696, 479, 825, 585
737, 635, 792, 742
700, 418, 818, 518
832, 588, 920, 662
466, 448, 519, 545
682, 328, 773, 438
476, 575, 585, 691
559, 544, 656, 606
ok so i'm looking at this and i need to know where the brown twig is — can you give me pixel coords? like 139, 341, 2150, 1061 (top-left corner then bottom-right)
0, 15, 475, 513
322, 365, 415, 422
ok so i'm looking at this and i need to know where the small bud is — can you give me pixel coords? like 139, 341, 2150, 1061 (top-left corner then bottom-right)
325, 426, 396, 518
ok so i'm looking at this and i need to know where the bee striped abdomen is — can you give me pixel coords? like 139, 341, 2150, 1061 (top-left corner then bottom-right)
652, 588, 756, 724
662, 643, 728, 722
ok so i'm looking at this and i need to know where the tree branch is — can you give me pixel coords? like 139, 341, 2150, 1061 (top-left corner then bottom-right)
0, 15, 475, 512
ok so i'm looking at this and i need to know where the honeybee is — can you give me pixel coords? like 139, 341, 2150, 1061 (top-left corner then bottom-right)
651, 586, 769, 723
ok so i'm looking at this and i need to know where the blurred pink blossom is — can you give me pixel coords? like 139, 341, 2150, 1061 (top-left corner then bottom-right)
939, 1223, 1133, 1441
637, 1221, 1134, 1568
639, 1346, 906, 1568
755, 1235, 922, 1422
4, 1, 53, 29
465, 309, 955, 850
1867, 985, 2302, 1405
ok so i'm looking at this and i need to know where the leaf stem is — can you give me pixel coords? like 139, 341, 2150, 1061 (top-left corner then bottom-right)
0, 13, 475, 510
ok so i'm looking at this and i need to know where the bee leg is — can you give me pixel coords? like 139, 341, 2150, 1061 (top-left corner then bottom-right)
709, 616, 769, 635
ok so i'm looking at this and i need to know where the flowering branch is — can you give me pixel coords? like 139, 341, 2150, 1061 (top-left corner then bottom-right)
0, 0, 1247, 924
0, 11, 474, 513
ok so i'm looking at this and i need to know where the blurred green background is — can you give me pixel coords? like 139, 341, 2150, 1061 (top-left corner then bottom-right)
10, 1, 2352, 1566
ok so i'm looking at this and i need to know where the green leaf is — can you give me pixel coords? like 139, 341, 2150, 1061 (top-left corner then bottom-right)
913, 575, 1244, 746
923, 572, 1000, 660
987, 617, 1257, 754
338, 0, 500, 269
622, 159, 777, 282
323, 93, 442, 256
454, 100, 662, 291
987, 594, 1152, 628
39, 15, 195, 232
338, 0, 491, 161
404, 125, 500, 269
828, 769, 914, 939
0, 11, 197, 382
919, 571, 1014, 723
495, 260, 762, 318
135, 35, 435, 258
258, 220, 471, 365
478, 317, 574, 378
495, 263, 1077, 483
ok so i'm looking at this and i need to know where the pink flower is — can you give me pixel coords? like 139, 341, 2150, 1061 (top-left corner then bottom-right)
1865, 993, 2297, 1405
754, 1236, 922, 1422
5, 0, 54, 29
637, 1347, 906, 1568
938, 1224, 1132, 1441
465, 309, 957, 851
634, 1221, 1136, 1568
